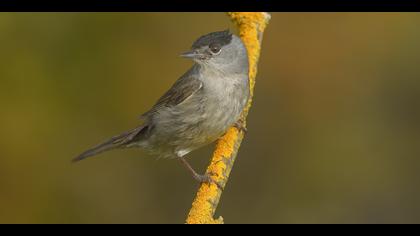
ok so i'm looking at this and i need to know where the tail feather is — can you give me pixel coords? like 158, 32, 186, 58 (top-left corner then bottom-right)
73, 125, 146, 162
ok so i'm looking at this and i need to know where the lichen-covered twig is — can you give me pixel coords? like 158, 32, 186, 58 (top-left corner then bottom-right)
185, 12, 271, 224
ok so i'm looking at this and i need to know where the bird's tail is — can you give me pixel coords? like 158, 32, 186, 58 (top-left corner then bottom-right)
72, 125, 146, 162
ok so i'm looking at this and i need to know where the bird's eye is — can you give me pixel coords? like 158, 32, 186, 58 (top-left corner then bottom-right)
209, 44, 221, 54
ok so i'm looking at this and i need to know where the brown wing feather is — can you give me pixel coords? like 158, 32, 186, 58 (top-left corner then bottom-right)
140, 68, 202, 119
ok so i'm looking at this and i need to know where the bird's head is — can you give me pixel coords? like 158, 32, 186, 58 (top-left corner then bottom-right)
181, 30, 248, 73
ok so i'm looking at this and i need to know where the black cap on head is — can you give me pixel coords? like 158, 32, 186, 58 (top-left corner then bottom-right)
192, 30, 233, 49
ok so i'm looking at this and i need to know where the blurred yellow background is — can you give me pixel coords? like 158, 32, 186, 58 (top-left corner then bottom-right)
0, 13, 420, 223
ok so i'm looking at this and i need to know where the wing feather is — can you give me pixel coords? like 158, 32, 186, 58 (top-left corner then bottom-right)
140, 68, 203, 119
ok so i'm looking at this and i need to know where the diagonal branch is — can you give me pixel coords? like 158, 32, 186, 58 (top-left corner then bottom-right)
185, 12, 271, 224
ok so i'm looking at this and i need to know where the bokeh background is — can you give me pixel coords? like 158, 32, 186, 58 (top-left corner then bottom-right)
0, 13, 420, 223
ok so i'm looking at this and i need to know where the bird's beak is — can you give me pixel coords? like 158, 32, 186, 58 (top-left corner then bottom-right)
180, 50, 201, 59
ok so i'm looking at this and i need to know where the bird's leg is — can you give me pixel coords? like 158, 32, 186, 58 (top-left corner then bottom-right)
179, 157, 211, 183
178, 157, 222, 189
233, 117, 248, 133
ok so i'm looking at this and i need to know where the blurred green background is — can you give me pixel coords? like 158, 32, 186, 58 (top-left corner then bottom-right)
0, 13, 420, 223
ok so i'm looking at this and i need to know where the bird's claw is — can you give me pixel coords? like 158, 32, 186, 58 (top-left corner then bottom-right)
194, 173, 223, 189
233, 121, 248, 133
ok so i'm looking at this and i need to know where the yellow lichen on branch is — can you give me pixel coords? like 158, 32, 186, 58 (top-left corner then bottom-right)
185, 12, 271, 224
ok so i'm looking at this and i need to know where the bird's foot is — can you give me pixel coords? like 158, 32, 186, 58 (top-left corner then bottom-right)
179, 157, 223, 189
233, 119, 248, 133
193, 173, 223, 190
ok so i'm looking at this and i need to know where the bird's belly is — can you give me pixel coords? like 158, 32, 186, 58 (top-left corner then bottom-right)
144, 78, 248, 158
145, 101, 240, 158
175, 102, 238, 145
174, 92, 245, 152
200, 101, 241, 138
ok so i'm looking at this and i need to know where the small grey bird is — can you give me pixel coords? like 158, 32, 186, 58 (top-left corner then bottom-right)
74, 30, 249, 184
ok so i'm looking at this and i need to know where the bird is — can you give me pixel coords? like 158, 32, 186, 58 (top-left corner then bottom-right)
74, 30, 250, 185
